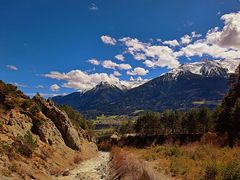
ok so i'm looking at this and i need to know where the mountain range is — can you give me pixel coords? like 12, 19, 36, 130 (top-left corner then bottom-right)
52, 59, 240, 117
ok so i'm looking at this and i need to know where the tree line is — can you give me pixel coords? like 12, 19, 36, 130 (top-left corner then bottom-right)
121, 65, 240, 147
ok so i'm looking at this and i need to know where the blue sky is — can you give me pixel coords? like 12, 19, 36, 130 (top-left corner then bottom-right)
0, 0, 240, 96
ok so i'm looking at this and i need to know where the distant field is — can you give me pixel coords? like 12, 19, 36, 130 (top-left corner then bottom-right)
91, 115, 136, 137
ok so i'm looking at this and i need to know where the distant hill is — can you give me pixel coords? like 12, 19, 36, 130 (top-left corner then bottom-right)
52, 59, 240, 117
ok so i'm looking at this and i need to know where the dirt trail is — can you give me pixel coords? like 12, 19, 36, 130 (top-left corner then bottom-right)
56, 152, 110, 180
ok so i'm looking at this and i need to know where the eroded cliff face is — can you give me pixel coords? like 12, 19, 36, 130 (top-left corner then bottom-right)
33, 95, 96, 151
0, 80, 98, 179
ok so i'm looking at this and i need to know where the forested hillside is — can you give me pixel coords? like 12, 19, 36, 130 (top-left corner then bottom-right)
119, 65, 240, 147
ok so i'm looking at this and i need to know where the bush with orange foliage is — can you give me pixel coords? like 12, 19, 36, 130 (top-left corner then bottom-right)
200, 132, 228, 146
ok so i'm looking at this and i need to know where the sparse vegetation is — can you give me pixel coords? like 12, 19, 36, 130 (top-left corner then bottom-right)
127, 144, 240, 180
40, 146, 53, 161
222, 158, 240, 180
29, 104, 41, 115
0, 79, 98, 179
15, 131, 38, 157
58, 104, 90, 130
8, 164, 17, 173
20, 99, 31, 110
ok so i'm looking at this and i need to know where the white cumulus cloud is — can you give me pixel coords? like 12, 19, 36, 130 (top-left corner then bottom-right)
127, 67, 149, 76
118, 63, 132, 70
143, 60, 156, 68
88, 58, 100, 65
218, 12, 240, 50
120, 37, 180, 69
6, 65, 18, 71
50, 84, 60, 92
101, 35, 117, 45
177, 12, 240, 59
163, 40, 179, 47
180, 34, 192, 45
113, 71, 122, 76
101, 60, 132, 70
102, 60, 118, 69
115, 54, 125, 61
178, 42, 240, 59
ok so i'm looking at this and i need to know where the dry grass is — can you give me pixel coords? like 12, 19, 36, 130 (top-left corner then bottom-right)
127, 143, 240, 180
39, 145, 54, 161
110, 147, 158, 180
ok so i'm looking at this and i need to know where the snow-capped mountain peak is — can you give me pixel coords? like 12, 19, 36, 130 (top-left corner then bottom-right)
85, 59, 239, 92
165, 58, 239, 80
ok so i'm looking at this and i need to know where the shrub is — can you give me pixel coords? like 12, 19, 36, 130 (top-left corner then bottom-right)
222, 159, 240, 180
2, 142, 11, 152
58, 105, 89, 130
143, 153, 156, 161
153, 146, 166, 153
1, 143, 15, 161
29, 104, 41, 115
5, 97, 20, 109
204, 164, 218, 180
164, 146, 181, 157
15, 131, 38, 157
170, 157, 188, 176
8, 164, 17, 172
21, 100, 31, 110
200, 132, 227, 146
97, 140, 112, 151
170, 157, 196, 178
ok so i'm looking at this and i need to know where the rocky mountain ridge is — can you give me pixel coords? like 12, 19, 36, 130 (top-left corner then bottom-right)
53, 59, 240, 117
165, 59, 239, 79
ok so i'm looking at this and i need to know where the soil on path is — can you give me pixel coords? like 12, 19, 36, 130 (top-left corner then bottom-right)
56, 152, 110, 180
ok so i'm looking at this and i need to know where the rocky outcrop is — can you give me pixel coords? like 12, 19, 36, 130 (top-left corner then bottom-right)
33, 96, 90, 151
36, 119, 65, 146
0, 80, 98, 179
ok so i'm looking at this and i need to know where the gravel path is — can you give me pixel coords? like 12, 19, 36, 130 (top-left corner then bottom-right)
56, 152, 110, 180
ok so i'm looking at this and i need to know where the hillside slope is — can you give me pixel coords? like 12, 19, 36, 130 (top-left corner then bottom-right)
0, 80, 98, 179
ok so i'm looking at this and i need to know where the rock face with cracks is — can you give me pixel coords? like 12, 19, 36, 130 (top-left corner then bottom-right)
34, 96, 85, 151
